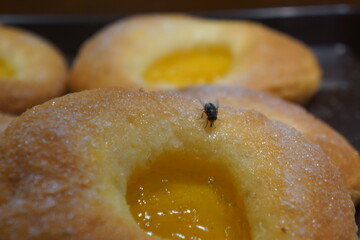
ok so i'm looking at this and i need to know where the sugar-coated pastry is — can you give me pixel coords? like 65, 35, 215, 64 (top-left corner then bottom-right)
177, 85, 360, 203
0, 25, 68, 114
0, 87, 356, 239
70, 14, 321, 103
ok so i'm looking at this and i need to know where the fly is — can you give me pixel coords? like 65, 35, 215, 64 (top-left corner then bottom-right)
200, 100, 218, 128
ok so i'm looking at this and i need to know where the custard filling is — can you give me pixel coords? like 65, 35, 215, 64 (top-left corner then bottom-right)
143, 45, 232, 87
126, 159, 249, 240
0, 58, 15, 78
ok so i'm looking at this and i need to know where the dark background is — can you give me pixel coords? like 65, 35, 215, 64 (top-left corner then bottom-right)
1, 0, 360, 14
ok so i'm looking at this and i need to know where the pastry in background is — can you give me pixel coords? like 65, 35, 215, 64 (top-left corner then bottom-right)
70, 14, 321, 103
0, 112, 15, 133
0, 25, 68, 114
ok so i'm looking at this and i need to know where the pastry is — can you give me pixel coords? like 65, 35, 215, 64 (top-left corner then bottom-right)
70, 14, 321, 103
177, 85, 360, 202
0, 25, 68, 114
0, 112, 15, 133
0, 87, 355, 239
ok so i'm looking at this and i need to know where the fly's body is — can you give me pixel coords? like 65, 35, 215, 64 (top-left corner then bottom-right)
201, 102, 218, 128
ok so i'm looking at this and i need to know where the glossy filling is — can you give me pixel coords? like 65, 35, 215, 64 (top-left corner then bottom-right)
126, 159, 249, 240
143, 45, 232, 87
0, 58, 15, 78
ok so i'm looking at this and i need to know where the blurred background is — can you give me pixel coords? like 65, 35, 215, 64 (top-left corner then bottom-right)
1, 0, 359, 151
1, 0, 360, 14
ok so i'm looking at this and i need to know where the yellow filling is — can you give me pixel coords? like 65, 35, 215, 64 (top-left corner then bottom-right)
126, 159, 249, 240
143, 45, 232, 87
0, 58, 15, 78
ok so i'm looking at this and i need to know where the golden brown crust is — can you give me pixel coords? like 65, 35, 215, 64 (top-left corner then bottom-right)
70, 14, 321, 103
0, 87, 356, 239
0, 25, 69, 114
177, 85, 360, 202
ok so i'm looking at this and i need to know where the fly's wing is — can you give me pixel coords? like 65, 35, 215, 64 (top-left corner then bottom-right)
215, 99, 220, 121
198, 99, 218, 108
215, 99, 219, 110
198, 99, 205, 107
197, 99, 205, 119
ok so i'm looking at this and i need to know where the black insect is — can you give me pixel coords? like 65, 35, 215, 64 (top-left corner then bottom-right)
201, 101, 218, 128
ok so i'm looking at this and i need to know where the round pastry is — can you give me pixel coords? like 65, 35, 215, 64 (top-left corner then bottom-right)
0, 112, 15, 133
0, 87, 356, 239
0, 24, 68, 114
70, 14, 321, 103
177, 85, 360, 203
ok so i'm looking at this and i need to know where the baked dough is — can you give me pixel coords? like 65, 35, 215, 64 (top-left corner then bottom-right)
177, 85, 360, 203
0, 25, 68, 114
70, 14, 321, 103
0, 87, 356, 239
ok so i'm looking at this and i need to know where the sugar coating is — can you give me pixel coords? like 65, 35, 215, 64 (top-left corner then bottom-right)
0, 87, 356, 239
178, 85, 360, 203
